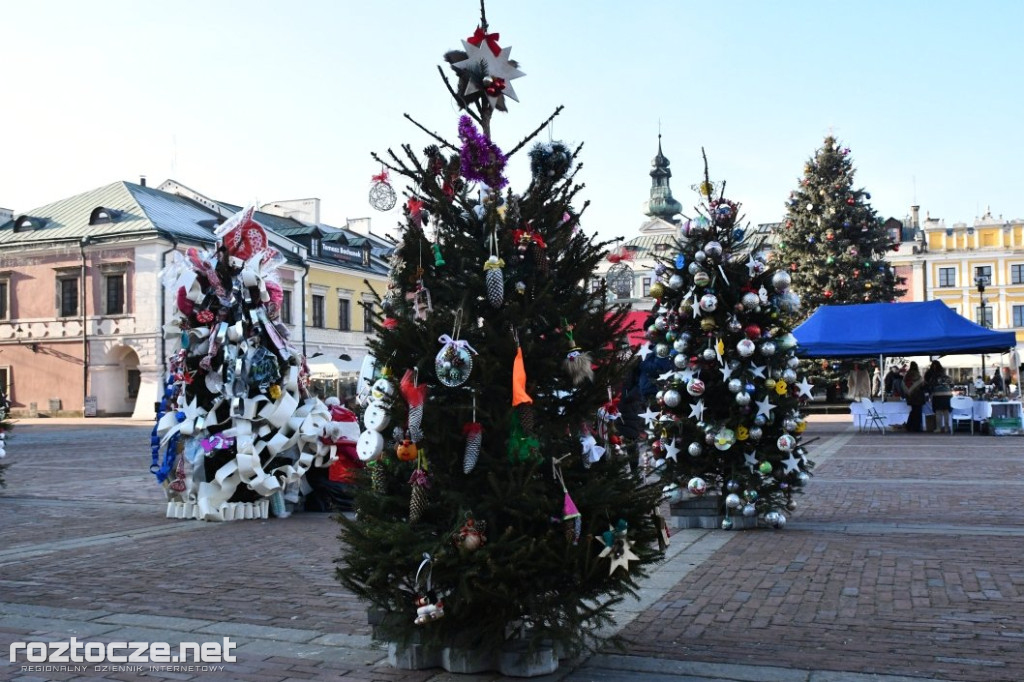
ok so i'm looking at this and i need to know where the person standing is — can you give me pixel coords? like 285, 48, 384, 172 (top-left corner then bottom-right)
927, 360, 954, 433
871, 364, 882, 399
904, 361, 926, 432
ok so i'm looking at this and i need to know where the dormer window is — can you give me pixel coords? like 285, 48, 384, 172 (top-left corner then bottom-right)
89, 207, 123, 225
310, 237, 320, 257
13, 215, 44, 233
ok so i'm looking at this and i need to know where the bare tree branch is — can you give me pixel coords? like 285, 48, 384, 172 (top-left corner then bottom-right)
507, 105, 565, 157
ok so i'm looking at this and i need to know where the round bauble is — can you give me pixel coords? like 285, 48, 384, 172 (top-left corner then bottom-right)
725, 493, 742, 509
737, 339, 756, 357
754, 414, 768, 426
777, 434, 796, 452
741, 292, 760, 309
727, 316, 743, 333
649, 282, 666, 300
687, 442, 703, 457
721, 518, 734, 530
767, 511, 787, 529
668, 274, 684, 290
744, 489, 759, 503
656, 343, 670, 358
654, 315, 668, 331
673, 337, 689, 353
726, 479, 741, 493
687, 477, 708, 496
663, 389, 682, 407
772, 270, 791, 291
735, 391, 752, 406
783, 418, 798, 433
700, 347, 716, 362
727, 378, 743, 393
744, 324, 761, 339
686, 379, 705, 397
699, 294, 718, 312
693, 271, 711, 287
796, 471, 810, 487
760, 340, 777, 356
673, 353, 688, 369
782, 368, 798, 383
787, 356, 801, 369
786, 499, 797, 511
700, 318, 717, 332
758, 460, 773, 475
687, 262, 701, 275
742, 503, 757, 517
748, 426, 763, 440
694, 250, 707, 263
703, 241, 723, 260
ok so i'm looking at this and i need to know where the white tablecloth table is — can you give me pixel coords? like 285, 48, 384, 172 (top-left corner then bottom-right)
850, 400, 911, 430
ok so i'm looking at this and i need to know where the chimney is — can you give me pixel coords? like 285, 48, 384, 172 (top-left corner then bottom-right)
0, 207, 12, 225
140, 175, 147, 187
911, 205, 920, 229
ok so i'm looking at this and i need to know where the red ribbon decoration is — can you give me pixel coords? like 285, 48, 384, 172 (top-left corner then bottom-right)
468, 26, 501, 56
371, 169, 389, 184
406, 197, 424, 224
512, 228, 547, 249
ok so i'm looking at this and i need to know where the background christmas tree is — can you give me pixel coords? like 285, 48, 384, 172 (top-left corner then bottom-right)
770, 135, 905, 399
335, 8, 664, 661
640, 155, 814, 528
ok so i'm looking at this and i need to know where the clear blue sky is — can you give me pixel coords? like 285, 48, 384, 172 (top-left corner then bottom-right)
3, 0, 1022, 242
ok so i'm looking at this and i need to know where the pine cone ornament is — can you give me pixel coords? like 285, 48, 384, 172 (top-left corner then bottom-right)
370, 461, 386, 493
484, 257, 505, 308
463, 422, 483, 473
409, 469, 431, 523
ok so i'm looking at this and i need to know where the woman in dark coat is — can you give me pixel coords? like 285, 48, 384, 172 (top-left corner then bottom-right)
904, 361, 926, 432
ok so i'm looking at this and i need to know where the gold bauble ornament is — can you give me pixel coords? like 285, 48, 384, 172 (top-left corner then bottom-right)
649, 282, 666, 300
700, 318, 717, 332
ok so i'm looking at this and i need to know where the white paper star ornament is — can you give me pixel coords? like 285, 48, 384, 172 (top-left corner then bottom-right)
453, 41, 526, 107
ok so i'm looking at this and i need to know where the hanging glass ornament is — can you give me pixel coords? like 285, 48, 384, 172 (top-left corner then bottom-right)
368, 168, 397, 211
703, 241, 723, 260
772, 271, 792, 292
668, 274, 684, 290
435, 312, 477, 387
699, 293, 718, 312
748, 426, 763, 440
777, 434, 796, 452
662, 389, 682, 407
741, 292, 760, 309
736, 339, 755, 357
727, 378, 743, 393
760, 340, 777, 356
655, 343, 670, 358
725, 493, 742, 509
742, 503, 757, 517
735, 392, 751, 406
693, 271, 711, 287
687, 477, 708, 496
673, 337, 689, 353
686, 379, 705, 397
687, 442, 703, 457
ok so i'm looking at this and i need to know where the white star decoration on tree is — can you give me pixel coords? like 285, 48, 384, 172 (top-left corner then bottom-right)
453, 40, 526, 107
781, 451, 802, 474
639, 406, 660, 426
597, 530, 640, 576
744, 450, 758, 473
664, 438, 681, 461
689, 398, 706, 421
750, 364, 766, 379
795, 377, 814, 398
720, 363, 734, 381
755, 396, 775, 419
637, 344, 652, 360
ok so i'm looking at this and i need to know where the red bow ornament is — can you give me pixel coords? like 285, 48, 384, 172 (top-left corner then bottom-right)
218, 205, 269, 264
468, 26, 501, 56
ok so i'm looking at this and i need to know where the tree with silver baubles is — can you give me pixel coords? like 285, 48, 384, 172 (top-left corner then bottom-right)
640, 153, 814, 529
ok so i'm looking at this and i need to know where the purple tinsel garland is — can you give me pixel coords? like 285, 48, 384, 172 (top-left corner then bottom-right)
458, 115, 508, 189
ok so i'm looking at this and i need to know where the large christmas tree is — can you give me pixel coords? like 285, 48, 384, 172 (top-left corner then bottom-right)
335, 8, 664, 667
772, 135, 904, 313
770, 136, 904, 398
640, 156, 814, 528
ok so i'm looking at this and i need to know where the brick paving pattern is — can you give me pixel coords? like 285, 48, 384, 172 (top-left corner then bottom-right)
0, 418, 1022, 681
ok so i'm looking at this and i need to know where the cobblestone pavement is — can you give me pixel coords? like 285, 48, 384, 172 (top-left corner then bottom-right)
0, 417, 1020, 681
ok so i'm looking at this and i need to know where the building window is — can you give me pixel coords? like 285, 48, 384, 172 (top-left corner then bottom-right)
311, 294, 325, 328
0, 366, 9, 403
938, 267, 956, 288
310, 238, 320, 257
0, 280, 8, 320
281, 289, 293, 324
642, 277, 652, 297
338, 299, 351, 331
127, 369, 141, 399
104, 274, 125, 315
57, 277, 79, 317
590, 279, 601, 293
975, 265, 992, 287
1014, 306, 1024, 328
976, 305, 994, 328
362, 301, 374, 332
1012, 265, 1024, 285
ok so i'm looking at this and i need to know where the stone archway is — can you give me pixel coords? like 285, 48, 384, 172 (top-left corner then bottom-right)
91, 343, 141, 417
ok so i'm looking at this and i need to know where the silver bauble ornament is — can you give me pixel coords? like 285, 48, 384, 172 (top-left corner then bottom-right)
668, 274, 684, 290
702, 347, 717, 362
673, 353, 689, 369
726, 480, 741, 493
770, 512, 787, 529
786, 499, 797, 511
787, 356, 801, 369
760, 340, 777, 356
735, 391, 752, 406
727, 378, 743, 393
673, 338, 689, 353
796, 471, 810, 487
772, 271, 792, 292
656, 343, 670, 358
654, 316, 668, 331
782, 368, 798, 383
703, 241, 723, 260
721, 518, 734, 530
725, 493, 742, 509
736, 339, 756, 357
742, 503, 757, 517
688, 442, 703, 457
765, 511, 781, 527
688, 262, 701, 275
783, 418, 798, 433
741, 292, 760, 309
694, 250, 707, 263
748, 426, 763, 440
727, 315, 743, 333
663, 389, 682, 407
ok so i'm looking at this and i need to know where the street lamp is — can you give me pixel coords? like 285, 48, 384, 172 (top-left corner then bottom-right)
976, 275, 989, 384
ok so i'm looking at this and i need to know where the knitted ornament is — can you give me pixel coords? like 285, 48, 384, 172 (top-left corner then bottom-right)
484, 256, 505, 308
463, 421, 483, 474
409, 468, 431, 523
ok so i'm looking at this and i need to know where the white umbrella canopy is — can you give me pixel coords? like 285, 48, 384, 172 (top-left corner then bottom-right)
308, 356, 363, 379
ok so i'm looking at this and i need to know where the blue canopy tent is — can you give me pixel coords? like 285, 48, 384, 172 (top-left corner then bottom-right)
793, 300, 1017, 358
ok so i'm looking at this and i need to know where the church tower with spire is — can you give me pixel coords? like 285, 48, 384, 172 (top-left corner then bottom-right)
642, 134, 683, 221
